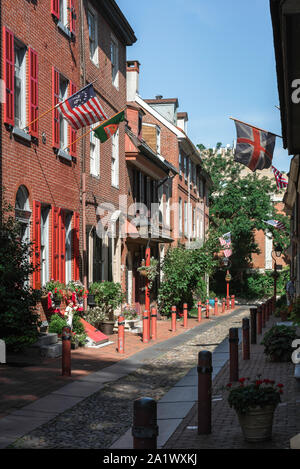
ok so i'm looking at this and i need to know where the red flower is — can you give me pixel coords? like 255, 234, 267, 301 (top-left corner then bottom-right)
54, 288, 57, 293
239, 378, 246, 383
86, 290, 89, 294
255, 380, 263, 386
277, 383, 284, 388
226, 383, 232, 388
263, 379, 270, 384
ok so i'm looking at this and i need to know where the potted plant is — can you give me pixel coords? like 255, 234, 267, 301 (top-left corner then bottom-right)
83, 306, 107, 330
137, 257, 159, 290
43, 280, 66, 308
48, 313, 68, 337
122, 305, 140, 330
261, 324, 297, 362
225, 377, 283, 442
88, 281, 125, 335
66, 280, 88, 308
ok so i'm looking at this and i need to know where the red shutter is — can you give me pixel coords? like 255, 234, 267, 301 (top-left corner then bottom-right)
69, 81, 77, 156
51, 0, 60, 19
52, 67, 60, 148
32, 201, 41, 289
52, 207, 60, 280
3, 26, 14, 126
28, 48, 38, 138
70, 0, 76, 35
73, 212, 80, 280
59, 209, 66, 283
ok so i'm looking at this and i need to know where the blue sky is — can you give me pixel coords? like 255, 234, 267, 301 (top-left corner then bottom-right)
117, 0, 291, 172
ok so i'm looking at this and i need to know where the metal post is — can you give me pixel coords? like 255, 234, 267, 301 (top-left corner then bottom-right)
229, 327, 239, 382
171, 305, 177, 332
197, 301, 202, 322
257, 306, 262, 335
250, 307, 257, 344
145, 246, 151, 341
118, 315, 125, 354
206, 299, 210, 319
242, 318, 250, 360
151, 308, 157, 341
143, 310, 149, 344
222, 298, 225, 313
62, 326, 71, 376
132, 397, 158, 449
197, 350, 212, 435
183, 303, 188, 328
214, 297, 218, 316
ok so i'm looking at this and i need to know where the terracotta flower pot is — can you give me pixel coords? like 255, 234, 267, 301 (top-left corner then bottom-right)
237, 405, 276, 442
99, 320, 115, 335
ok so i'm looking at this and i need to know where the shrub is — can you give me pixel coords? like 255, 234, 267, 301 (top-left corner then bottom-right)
261, 325, 297, 362
89, 281, 124, 321
72, 312, 87, 346
83, 306, 106, 328
48, 314, 68, 335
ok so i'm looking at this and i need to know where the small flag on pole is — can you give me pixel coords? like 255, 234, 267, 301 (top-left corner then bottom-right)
58, 83, 108, 129
93, 109, 125, 143
233, 120, 275, 171
263, 220, 286, 231
272, 166, 288, 190
219, 232, 232, 257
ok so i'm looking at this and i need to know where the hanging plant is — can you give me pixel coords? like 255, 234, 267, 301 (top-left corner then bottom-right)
137, 257, 159, 290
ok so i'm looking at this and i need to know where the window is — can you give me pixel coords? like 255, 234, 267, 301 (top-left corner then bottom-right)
165, 184, 170, 227
193, 208, 196, 238
59, 0, 68, 26
14, 43, 26, 129
111, 129, 119, 187
179, 152, 182, 178
65, 212, 72, 284
184, 157, 187, 182
59, 75, 69, 150
90, 125, 100, 176
184, 201, 188, 236
88, 6, 98, 65
179, 198, 182, 234
199, 178, 204, 198
111, 35, 119, 88
41, 207, 50, 286
156, 126, 161, 154
189, 159, 192, 186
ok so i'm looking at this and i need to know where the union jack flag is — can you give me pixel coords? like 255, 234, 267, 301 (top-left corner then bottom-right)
263, 220, 286, 231
272, 166, 288, 190
219, 232, 232, 257
233, 120, 275, 171
58, 83, 107, 130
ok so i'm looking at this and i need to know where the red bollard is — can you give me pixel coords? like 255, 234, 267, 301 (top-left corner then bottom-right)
171, 306, 177, 332
222, 298, 225, 314
229, 328, 239, 382
197, 350, 212, 435
226, 296, 230, 311
242, 318, 250, 360
197, 301, 202, 322
206, 299, 210, 319
183, 303, 188, 328
231, 295, 235, 310
118, 315, 125, 354
62, 326, 71, 376
132, 397, 158, 449
214, 298, 218, 316
257, 306, 262, 335
151, 308, 157, 340
143, 310, 149, 343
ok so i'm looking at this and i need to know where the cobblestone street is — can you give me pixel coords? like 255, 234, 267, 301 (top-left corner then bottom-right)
10, 307, 250, 449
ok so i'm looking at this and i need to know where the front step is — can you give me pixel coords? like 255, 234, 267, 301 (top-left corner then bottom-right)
32, 333, 58, 347
40, 342, 62, 358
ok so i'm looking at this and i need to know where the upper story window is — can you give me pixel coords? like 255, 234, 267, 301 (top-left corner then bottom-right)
88, 6, 98, 65
59, 75, 69, 150
156, 126, 161, 155
179, 197, 183, 235
14, 42, 26, 129
90, 125, 100, 177
184, 157, 187, 182
59, 0, 68, 26
111, 129, 119, 187
111, 35, 119, 89
51, 0, 75, 37
179, 152, 182, 178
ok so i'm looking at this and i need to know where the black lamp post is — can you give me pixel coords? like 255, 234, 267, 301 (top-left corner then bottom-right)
272, 244, 283, 303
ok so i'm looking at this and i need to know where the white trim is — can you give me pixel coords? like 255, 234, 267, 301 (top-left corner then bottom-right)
88, 4, 99, 66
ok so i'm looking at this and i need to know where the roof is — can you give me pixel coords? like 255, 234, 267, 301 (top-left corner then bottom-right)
177, 112, 188, 120
144, 98, 179, 107
94, 0, 137, 46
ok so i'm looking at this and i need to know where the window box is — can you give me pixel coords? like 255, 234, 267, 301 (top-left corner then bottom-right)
12, 127, 32, 143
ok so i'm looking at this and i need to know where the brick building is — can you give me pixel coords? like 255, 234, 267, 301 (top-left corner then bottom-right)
0, 1, 136, 314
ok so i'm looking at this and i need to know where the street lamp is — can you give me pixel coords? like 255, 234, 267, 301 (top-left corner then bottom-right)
272, 244, 283, 304
223, 257, 232, 309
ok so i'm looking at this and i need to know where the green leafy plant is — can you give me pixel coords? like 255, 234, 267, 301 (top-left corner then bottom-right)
83, 306, 106, 328
225, 377, 283, 415
0, 200, 41, 351
72, 312, 87, 346
137, 257, 159, 290
89, 281, 125, 321
122, 305, 139, 320
48, 314, 68, 335
43, 280, 66, 301
290, 296, 300, 326
261, 325, 297, 362
66, 280, 88, 299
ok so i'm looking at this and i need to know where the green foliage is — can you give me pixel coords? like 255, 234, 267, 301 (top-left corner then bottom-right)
89, 281, 125, 320
137, 257, 159, 290
261, 325, 297, 362
158, 238, 219, 316
48, 314, 68, 335
43, 280, 65, 300
83, 306, 106, 327
226, 377, 282, 415
72, 312, 87, 346
0, 201, 41, 351
290, 296, 300, 326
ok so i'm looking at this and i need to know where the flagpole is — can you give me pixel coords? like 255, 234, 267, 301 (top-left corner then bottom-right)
229, 116, 283, 139
20, 77, 101, 132
62, 107, 126, 152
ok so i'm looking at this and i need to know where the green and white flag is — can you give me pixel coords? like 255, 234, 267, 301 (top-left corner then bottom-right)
93, 109, 125, 143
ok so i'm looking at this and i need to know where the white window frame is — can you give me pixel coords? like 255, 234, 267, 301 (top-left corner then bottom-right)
41, 206, 50, 286
14, 41, 27, 129
179, 197, 182, 235
88, 4, 99, 66
165, 184, 170, 227
184, 201, 188, 236
111, 129, 119, 188
90, 124, 100, 177
65, 212, 73, 284
59, 75, 69, 151
60, 0, 68, 27
111, 34, 119, 89
156, 126, 161, 155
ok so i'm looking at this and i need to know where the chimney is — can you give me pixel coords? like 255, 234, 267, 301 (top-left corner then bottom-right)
177, 112, 188, 134
155, 95, 163, 100
127, 60, 140, 102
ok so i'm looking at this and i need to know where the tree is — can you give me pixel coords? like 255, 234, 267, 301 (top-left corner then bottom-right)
0, 201, 41, 351
200, 145, 289, 281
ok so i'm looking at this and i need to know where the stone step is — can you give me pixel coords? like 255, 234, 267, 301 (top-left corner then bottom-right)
32, 333, 58, 347
39, 343, 62, 359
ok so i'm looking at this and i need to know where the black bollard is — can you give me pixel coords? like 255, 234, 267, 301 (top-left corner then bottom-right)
197, 350, 212, 434
132, 397, 158, 449
250, 307, 257, 345
242, 318, 250, 360
229, 328, 239, 382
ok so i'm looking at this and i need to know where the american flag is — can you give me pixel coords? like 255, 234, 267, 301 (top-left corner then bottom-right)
219, 232, 232, 257
263, 220, 286, 231
58, 83, 107, 130
272, 166, 288, 190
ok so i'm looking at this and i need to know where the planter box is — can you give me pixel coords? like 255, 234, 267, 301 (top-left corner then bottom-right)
237, 405, 276, 442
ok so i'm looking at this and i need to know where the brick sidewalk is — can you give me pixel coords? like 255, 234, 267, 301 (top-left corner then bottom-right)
164, 317, 300, 449
0, 309, 222, 419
